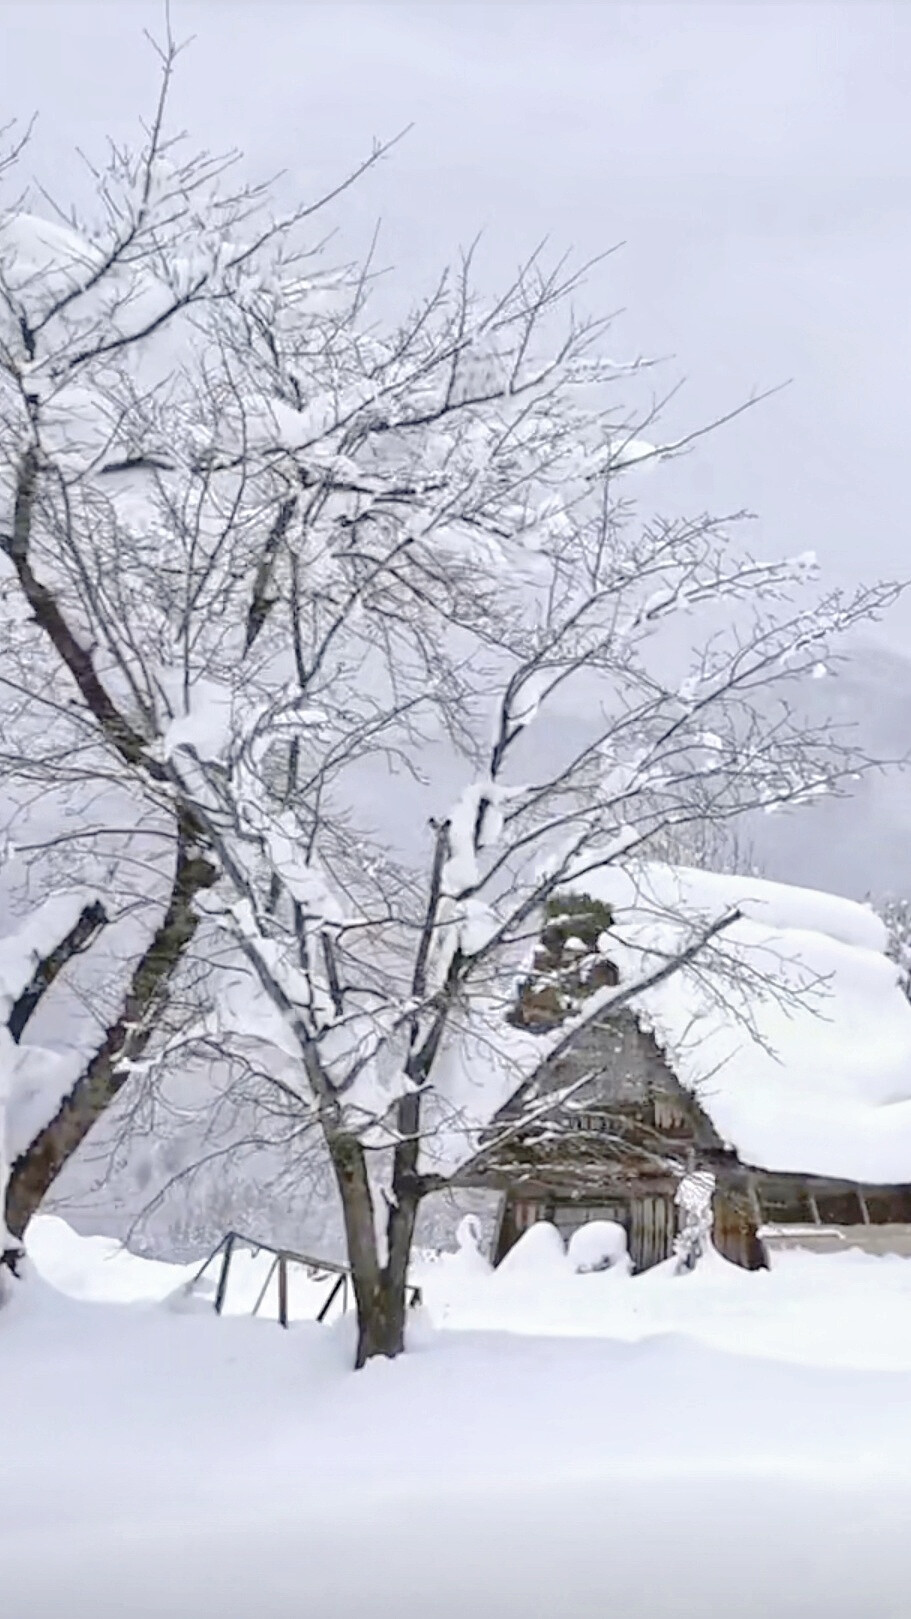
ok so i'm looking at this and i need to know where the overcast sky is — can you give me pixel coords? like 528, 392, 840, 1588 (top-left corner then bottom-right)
3, 0, 910, 642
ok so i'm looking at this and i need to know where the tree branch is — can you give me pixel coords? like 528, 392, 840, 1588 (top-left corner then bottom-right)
2, 451, 160, 774
7, 899, 108, 1044
2, 821, 217, 1253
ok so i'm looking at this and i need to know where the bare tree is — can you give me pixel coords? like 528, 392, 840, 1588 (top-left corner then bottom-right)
0, 31, 899, 1359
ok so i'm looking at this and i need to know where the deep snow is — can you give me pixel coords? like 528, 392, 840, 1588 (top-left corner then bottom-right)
4, 1216, 911, 1617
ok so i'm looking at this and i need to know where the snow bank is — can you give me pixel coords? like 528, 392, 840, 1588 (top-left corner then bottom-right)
418, 1228, 911, 1373
25, 1215, 352, 1321
12, 1216, 911, 1614
29, 1211, 911, 1377
24, 1215, 198, 1303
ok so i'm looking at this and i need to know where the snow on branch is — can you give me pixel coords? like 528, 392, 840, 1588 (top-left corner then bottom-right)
6, 899, 107, 1042
1, 889, 108, 1271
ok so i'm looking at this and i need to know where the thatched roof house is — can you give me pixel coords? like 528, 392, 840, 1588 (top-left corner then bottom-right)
459, 865, 911, 1271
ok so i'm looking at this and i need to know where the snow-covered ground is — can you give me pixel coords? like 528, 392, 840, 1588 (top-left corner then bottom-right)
24, 1213, 348, 1320
4, 1216, 911, 1616
28, 1211, 911, 1374
420, 1224, 911, 1374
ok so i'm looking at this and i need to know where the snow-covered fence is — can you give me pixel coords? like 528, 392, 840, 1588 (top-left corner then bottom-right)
186, 1231, 422, 1327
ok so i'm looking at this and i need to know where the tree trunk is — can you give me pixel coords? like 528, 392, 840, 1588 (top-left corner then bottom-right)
346, 1085, 424, 1365
353, 1272, 409, 1365
326, 1129, 421, 1368
356, 1188, 421, 1366
2, 820, 216, 1257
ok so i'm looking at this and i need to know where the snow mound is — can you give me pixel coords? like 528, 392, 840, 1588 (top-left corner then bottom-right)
25, 1215, 198, 1304
0, 213, 100, 300
567, 1220, 632, 1275
495, 1220, 566, 1277
449, 1214, 494, 1278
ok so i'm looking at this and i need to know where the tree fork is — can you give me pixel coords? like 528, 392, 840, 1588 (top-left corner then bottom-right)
324, 1130, 414, 1367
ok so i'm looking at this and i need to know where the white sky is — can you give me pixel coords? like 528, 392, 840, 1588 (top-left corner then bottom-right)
2, 0, 910, 639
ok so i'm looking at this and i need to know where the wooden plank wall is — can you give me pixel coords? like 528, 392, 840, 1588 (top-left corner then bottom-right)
497, 1190, 772, 1272
498, 1193, 680, 1271
713, 1191, 768, 1270
628, 1195, 675, 1270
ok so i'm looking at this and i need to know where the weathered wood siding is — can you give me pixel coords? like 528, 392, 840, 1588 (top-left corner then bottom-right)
475, 1009, 911, 1275
628, 1195, 675, 1270
496, 1191, 679, 1271
713, 1188, 768, 1270
535, 1011, 690, 1116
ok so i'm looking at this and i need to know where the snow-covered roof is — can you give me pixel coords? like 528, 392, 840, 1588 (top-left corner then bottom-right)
572, 863, 911, 1186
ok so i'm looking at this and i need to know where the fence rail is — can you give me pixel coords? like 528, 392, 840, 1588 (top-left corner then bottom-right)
189, 1230, 421, 1328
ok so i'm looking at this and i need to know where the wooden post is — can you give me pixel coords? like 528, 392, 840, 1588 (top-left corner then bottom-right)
316, 1273, 346, 1324
278, 1254, 289, 1329
251, 1255, 279, 1319
214, 1233, 235, 1316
